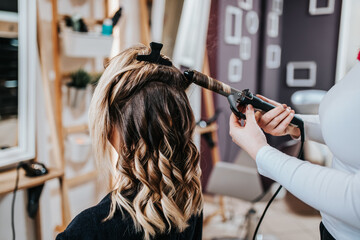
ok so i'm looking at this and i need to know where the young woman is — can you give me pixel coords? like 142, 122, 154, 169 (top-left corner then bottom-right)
56, 45, 203, 240
229, 52, 360, 239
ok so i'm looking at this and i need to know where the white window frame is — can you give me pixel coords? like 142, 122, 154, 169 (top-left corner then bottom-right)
238, 0, 253, 10
286, 61, 317, 87
309, 0, 335, 15
245, 11, 259, 35
224, 6, 242, 45
267, 12, 279, 38
266, 45, 281, 69
0, 0, 36, 168
272, 0, 283, 15
228, 58, 243, 83
240, 36, 251, 60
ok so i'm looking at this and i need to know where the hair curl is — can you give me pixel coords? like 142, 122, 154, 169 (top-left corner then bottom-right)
88, 45, 203, 240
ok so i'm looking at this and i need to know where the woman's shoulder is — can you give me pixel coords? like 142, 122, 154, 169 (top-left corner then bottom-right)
55, 193, 140, 240
56, 193, 204, 240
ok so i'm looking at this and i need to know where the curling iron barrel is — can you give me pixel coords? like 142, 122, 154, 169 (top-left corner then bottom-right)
184, 70, 303, 127
183, 70, 240, 97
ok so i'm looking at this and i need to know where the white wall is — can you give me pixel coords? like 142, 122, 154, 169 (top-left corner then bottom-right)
336, 0, 360, 82
0, 192, 36, 240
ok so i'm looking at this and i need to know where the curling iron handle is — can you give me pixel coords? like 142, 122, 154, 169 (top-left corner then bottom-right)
250, 95, 303, 127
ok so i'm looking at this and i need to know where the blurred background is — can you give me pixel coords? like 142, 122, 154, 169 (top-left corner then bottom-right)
0, 0, 359, 239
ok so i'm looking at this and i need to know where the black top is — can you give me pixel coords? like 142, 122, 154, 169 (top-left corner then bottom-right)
56, 194, 203, 240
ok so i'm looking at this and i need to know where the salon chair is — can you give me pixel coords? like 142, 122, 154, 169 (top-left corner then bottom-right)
291, 90, 326, 115
291, 90, 330, 166
206, 140, 301, 240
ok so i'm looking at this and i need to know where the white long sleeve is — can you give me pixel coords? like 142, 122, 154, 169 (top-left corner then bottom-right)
256, 146, 360, 239
297, 114, 324, 144
255, 61, 360, 239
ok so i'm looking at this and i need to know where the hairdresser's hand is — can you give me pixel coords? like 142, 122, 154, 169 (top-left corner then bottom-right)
256, 95, 301, 139
229, 105, 269, 160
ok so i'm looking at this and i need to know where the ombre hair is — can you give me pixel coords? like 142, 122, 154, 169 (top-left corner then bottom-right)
88, 45, 203, 240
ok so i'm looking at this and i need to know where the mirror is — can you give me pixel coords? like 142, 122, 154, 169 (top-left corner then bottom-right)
0, 0, 36, 168
0, 1, 18, 149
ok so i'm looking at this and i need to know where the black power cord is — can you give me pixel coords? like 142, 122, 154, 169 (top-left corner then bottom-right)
11, 162, 24, 240
252, 121, 305, 240
10, 161, 48, 240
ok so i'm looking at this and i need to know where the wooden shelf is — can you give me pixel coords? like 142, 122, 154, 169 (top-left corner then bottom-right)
195, 123, 218, 135
63, 124, 89, 135
0, 167, 64, 195
66, 170, 97, 188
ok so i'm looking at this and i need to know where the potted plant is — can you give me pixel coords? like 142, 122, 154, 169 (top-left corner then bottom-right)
67, 69, 91, 115
89, 72, 102, 93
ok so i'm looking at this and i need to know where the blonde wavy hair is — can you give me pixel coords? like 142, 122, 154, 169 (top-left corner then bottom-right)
88, 45, 203, 239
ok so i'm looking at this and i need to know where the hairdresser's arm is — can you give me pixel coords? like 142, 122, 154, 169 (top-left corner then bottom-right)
256, 95, 325, 144
229, 107, 360, 228
256, 147, 360, 229
296, 114, 325, 144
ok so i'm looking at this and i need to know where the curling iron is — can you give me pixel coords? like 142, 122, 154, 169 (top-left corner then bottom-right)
184, 69, 303, 128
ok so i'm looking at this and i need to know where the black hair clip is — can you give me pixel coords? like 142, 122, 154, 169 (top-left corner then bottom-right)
136, 42, 172, 66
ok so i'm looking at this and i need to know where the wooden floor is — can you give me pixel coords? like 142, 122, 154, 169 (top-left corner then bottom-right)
203, 193, 321, 240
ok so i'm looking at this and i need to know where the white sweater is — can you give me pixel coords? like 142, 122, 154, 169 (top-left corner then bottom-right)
256, 61, 360, 239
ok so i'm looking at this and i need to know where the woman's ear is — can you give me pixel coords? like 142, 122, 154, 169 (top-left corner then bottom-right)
109, 128, 120, 154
